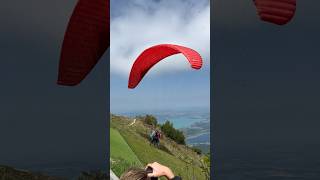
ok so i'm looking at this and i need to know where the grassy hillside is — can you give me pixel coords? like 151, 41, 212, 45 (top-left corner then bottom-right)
110, 127, 142, 176
110, 114, 209, 180
110, 128, 142, 164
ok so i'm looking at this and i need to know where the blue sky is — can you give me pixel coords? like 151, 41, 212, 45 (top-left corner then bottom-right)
110, 0, 210, 113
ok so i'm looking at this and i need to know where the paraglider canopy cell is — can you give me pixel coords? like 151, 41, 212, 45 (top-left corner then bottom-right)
253, 0, 296, 25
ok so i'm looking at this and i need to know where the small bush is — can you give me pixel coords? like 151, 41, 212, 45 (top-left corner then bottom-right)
143, 115, 158, 126
191, 146, 202, 155
161, 121, 186, 145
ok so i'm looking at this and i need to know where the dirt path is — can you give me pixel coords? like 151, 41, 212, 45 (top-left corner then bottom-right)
128, 119, 136, 126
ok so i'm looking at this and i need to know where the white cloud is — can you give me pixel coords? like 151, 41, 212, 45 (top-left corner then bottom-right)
111, 0, 210, 77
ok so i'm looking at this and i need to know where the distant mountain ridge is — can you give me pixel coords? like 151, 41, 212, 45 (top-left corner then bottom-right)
0, 165, 64, 180
0, 165, 109, 180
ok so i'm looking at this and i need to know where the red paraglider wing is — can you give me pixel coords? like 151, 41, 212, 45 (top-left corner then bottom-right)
57, 0, 109, 86
254, 0, 296, 25
128, 44, 202, 89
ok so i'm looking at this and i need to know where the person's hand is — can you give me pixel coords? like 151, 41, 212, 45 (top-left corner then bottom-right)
145, 162, 175, 179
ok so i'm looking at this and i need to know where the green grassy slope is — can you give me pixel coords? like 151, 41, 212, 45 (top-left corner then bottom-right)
110, 128, 141, 164
110, 114, 208, 180
110, 128, 142, 177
